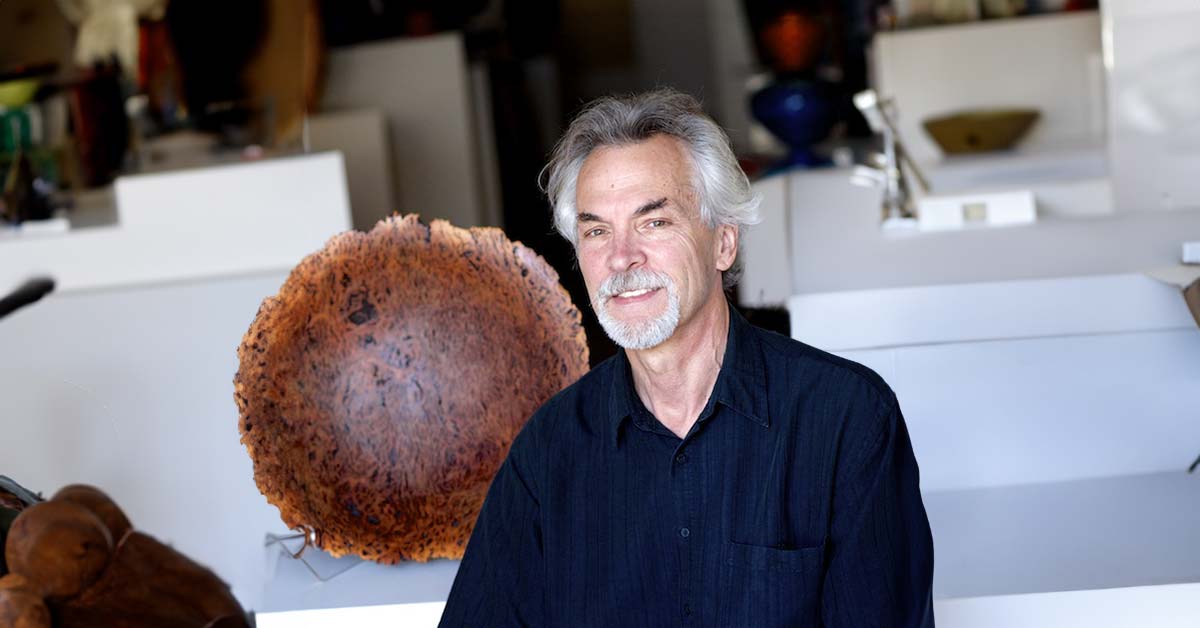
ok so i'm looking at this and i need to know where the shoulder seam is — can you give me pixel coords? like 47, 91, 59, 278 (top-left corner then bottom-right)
758, 329, 896, 403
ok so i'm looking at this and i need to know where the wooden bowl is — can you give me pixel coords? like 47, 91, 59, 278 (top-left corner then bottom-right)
234, 215, 588, 563
922, 108, 1040, 154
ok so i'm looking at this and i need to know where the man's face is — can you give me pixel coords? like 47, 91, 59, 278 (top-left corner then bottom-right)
574, 135, 736, 350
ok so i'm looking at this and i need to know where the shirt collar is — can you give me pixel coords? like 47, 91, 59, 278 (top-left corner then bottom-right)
608, 302, 769, 446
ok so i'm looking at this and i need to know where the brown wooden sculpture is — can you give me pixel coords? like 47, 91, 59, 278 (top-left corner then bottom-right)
1, 484, 248, 628
234, 215, 588, 563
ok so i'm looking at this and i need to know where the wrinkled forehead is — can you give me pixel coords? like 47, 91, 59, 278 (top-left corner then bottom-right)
575, 136, 700, 212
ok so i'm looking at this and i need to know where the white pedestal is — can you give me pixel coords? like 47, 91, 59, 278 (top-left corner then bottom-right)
0, 152, 351, 294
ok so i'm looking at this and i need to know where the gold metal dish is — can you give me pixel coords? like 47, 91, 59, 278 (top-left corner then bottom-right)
922, 109, 1040, 154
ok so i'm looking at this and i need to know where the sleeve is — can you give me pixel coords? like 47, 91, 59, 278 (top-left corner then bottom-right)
821, 394, 935, 628
438, 424, 546, 628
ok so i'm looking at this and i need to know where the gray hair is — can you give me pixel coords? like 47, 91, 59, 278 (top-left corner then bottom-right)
542, 88, 761, 289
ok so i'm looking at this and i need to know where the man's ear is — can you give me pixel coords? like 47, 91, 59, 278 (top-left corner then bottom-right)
714, 224, 738, 272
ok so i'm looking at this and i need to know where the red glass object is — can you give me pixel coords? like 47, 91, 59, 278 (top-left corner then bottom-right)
760, 10, 824, 74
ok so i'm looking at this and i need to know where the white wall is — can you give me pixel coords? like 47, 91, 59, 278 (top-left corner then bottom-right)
308, 111, 396, 232
0, 272, 296, 609
873, 12, 1106, 164
1104, 0, 1200, 212
320, 33, 496, 228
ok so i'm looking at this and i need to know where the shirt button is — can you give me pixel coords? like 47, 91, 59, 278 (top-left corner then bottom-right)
683, 603, 693, 616
675, 453, 688, 464
679, 527, 690, 538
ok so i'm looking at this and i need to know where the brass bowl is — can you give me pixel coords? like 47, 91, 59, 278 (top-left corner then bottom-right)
922, 109, 1040, 155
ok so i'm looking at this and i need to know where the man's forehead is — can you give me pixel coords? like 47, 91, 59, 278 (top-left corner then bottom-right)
576, 141, 698, 216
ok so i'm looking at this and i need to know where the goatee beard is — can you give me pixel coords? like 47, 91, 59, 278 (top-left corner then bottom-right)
592, 268, 681, 350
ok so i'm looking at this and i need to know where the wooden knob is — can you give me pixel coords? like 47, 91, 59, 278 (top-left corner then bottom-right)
52, 484, 133, 544
4, 501, 113, 600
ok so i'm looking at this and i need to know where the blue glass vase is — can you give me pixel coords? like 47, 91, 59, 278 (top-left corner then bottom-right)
750, 79, 837, 169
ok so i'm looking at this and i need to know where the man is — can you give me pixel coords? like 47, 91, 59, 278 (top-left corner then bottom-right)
439, 89, 934, 627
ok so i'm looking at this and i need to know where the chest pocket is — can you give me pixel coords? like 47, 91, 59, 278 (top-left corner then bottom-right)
716, 539, 826, 627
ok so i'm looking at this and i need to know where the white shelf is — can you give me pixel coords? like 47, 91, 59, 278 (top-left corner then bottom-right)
0, 152, 352, 294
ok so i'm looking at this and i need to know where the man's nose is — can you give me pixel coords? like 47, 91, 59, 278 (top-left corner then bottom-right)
606, 229, 646, 273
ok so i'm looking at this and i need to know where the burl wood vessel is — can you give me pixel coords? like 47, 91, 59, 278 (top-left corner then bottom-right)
235, 215, 588, 563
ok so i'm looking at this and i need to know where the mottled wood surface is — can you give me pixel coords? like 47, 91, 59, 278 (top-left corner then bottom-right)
235, 215, 588, 563
56, 532, 247, 628
2, 486, 248, 627
4, 501, 112, 601
0, 574, 51, 628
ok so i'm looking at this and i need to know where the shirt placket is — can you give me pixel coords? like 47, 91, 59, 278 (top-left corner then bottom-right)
672, 437, 700, 626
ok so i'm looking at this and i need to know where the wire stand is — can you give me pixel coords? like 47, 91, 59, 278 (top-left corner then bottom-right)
264, 530, 366, 583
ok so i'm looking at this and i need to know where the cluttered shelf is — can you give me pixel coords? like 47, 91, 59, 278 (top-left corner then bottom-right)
878, 1, 1098, 31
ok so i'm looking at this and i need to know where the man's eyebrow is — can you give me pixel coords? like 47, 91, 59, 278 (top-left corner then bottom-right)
577, 197, 670, 225
633, 197, 670, 216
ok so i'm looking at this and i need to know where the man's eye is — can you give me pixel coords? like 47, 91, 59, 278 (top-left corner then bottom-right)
583, 227, 606, 238
648, 219, 668, 228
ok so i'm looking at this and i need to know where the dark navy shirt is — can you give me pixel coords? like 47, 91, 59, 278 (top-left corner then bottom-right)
440, 305, 934, 628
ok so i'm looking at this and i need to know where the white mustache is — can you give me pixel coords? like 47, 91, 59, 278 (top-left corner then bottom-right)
596, 269, 670, 301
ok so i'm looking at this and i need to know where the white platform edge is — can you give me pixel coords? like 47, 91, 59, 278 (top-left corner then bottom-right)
1184, 241, 1200, 264
787, 273, 1196, 351
253, 581, 1200, 628
934, 582, 1200, 628
257, 601, 446, 628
